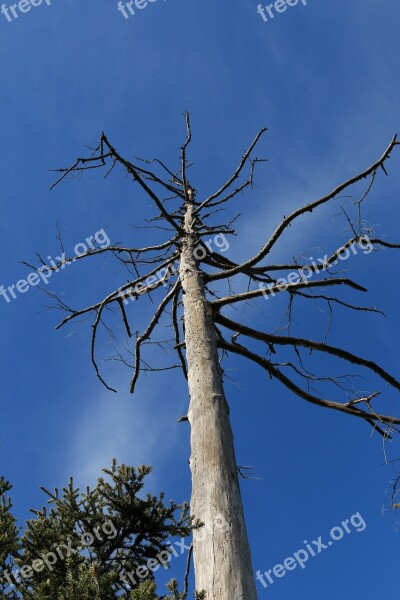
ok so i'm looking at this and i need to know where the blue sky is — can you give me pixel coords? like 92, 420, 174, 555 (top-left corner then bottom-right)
1, 0, 400, 597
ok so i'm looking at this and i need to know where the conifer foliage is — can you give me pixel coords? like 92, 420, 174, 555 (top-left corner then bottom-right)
0, 462, 195, 599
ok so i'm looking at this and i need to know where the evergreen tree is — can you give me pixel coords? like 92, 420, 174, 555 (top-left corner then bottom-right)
0, 477, 20, 600
0, 462, 196, 599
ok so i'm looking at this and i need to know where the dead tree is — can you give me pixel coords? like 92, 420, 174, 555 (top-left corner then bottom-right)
44, 115, 400, 599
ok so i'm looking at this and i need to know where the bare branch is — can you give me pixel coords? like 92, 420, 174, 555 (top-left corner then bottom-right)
49, 151, 113, 190
211, 278, 367, 309
117, 298, 132, 338
172, 290, 188, 379
124, 161, 185, 197
101, 133, 185, 235
214, 313, 400, 392
218, 337, 400, 429
183, 543, 193, 597
204, 158, 267, 210
209, 135, 399, 281
134, 156, 184, 187
130, 280, 181, 393
181, 112, 193, 202
55, 255, 178, 330
21, 240, 178, 276
195, 128, 267, 214
90, 300, 117, 393
370, 238, 400, 249
293, 290, 384, 316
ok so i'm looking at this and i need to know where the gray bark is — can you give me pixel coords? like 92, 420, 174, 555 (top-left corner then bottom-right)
179, 200, 258, 599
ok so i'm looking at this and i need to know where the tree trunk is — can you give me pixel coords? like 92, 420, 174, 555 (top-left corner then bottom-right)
179, 200, 258, 600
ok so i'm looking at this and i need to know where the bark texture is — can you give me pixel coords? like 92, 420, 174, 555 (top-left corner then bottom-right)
179, 201, 258, 600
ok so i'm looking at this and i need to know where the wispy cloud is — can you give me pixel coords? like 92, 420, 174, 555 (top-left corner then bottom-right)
67, 378, 187, 491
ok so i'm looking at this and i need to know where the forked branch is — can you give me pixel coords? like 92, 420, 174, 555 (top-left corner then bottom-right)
209, 135, 399, 281
218, 337, 399, 433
